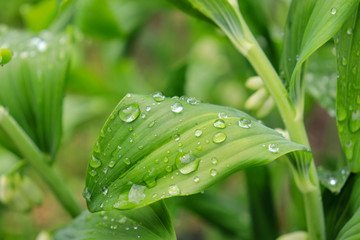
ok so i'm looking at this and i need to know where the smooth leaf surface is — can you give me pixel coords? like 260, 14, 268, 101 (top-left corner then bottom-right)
84, 94, 308, 212
166, 0, 209, 22
0, 30, 70, 159
283, 0, 359, 104
335, 5, 360, 172
53, 201, 176, 240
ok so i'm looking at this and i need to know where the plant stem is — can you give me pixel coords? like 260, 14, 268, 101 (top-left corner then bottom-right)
0, 106, 82, 217
239, 24, 325, 240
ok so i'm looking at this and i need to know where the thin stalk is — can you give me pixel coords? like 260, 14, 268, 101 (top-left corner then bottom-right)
0, 106, 82, 217
234, 15, 326, 240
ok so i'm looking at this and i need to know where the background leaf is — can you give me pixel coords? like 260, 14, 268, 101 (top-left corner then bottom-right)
281, 0, 359, 106
335, 5, 360, 172
53, 201, 176, 240
0, 30, 70, 159
84, 93, 308, 212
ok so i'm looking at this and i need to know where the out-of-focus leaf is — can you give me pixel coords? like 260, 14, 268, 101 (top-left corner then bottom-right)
335, 6, 360, 172
75, 0, 162, 39
305, 42, 337, 117
246, 166, 278, 240
20, 0, 57, 32
53, 201, 176, 240
179, 192, 251, 239
281, 0, 359, 106
0, 30, 70, 159
84, 93, 308, 212
165, 0, 209, 23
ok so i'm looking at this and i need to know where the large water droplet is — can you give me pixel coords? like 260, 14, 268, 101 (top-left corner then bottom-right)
143, 168, 158, 188
212, 132, 226, 143
153, 92, 165, 102
213, 119, 226, 129
239, 117, 252, 129
176, 152, 200, 174
128, 185, 146, 204
171, 103, 184, 113
90, 155, 101, 168
168, 185, 180, 196
210, 169, 217, 177
330, 8, 337, 15
268, 143, 279, 153
119, 103, 140, 123
195, 129, 203, 137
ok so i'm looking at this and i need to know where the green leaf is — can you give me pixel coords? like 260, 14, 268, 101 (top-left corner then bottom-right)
165, 0, 210, 22
0, 30, 70, 159
282, 0, 359, 106
75, 0, 162, 39
84, 93, 308, 212
335, 5, 360, 172
53, 201, 176, 240
187, 0, 250, 54
20, 0, 57, 32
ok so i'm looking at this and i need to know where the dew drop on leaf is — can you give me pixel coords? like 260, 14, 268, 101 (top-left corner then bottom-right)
165, 165, 173, 173
350, 110, 360, 133
82, 188, 91, 200
211, 157, 218, 165
195, 129, 203, 137
119, 103, 140, 123
168, 185, 180, 196
128, 185, 146, 204
102, 186, 109, 195
152, 92, 165, 102
239, 117, 252, 128
213, 119, 226, 129
210, 169, 217, 177
171, 103, 184, 113
173, 134, 180, 141
218, 112, 228, 119
124, 158, 131, 165
90, 155, 101, 168
193, 176, 200, 183
187, 97, 200, 104
330, 8, 337, 15
268, 143, 279, 153
148, 121, 155, 128
337, 106, 347, 121
212, 132, 227, 143
145, 106, 151, 112
89, 169, 97, 176
176, 152, 200, 174
108, 161, 116, 168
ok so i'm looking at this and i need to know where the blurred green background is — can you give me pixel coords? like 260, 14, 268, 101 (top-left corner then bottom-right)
0, 0, 344, 239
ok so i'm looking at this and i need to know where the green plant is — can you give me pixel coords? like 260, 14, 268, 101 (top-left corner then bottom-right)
1, 0, 360, 239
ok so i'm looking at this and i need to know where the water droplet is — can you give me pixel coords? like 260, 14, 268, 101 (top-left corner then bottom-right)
168, 185, 180, 196
119, 103, 140, 123
143, 168, 158, 188
171, 103, 184, 113
347, 28, 353, 35
102, 186, 109, 195
210, 169, 217, 177
176, 152, 200, 174
173, 134, 180, 141
128, 185, 146, 204
193, 176, 200, 183
129, 138, 134, 143
164, 157, 169, 163
89, 169, 97, 176
108, 161, 116, 168
342, 57, 348, 66
350, 110, 360, 132
218, 112, 228, 119
145, 106, 151, 112
103, 167, 108, 174
124, 158, 131, 165
212, 132, 227, 143
148, 121, 155, 128
165, 165, 173, 172
90, 155, 101, 168
211, 157, 218, 165
82, 188, 91, 200
153, 92, 165, 102
187, 97, 200, 104
268, 143, 279, 153
329, 178, 337, 186
94, 142, 101, 153
195, 129, 203, 137
330, 8, 337, 15
214, 119, 226, 129
239, 117, 252, 128
337, 107, 347, 121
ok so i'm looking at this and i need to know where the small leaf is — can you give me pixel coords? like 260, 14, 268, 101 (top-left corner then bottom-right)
281, 0, 359, 105
0, 48, 12, 66
53, 201, 176, 240
84, 94, 308, 212
335, 5, 360, 172
0, 30, 70, 159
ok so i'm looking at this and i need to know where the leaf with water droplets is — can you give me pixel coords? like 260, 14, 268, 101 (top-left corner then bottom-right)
335, 5, 360, 172
281, 0, 359, 107
84, 94, 308, 211
0, 30, 70, 160
53, 201, 176, 240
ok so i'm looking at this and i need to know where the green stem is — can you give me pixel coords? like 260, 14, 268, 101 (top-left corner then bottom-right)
0, 106, 82, 217
237, 19, 325, 240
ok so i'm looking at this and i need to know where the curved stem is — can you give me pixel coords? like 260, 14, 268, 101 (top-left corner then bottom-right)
0, 106, 82, 217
